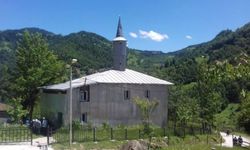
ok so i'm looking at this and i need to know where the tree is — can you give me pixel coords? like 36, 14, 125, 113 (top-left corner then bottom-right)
7, 97, 28, 123
238, 90, 250, 133
0, 65, 11, 102
169, 85, 200, 136
133, 97, 158, 136
194, 59, 224, 131
13, 31, 66, 120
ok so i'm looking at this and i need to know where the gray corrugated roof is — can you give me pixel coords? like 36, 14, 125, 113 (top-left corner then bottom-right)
42, 69, 173, 91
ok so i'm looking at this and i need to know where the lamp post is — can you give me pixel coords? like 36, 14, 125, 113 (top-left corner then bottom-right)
69, 58, 77, 145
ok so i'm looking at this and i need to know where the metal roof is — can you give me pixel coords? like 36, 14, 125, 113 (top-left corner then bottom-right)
42, 69, 173, 91
113, 37, 126, 41
116, 17, 123, 37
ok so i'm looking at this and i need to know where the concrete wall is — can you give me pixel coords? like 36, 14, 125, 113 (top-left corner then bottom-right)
40, 91, 68, 126
113, 40, 127, 71
41, 83, 169, 127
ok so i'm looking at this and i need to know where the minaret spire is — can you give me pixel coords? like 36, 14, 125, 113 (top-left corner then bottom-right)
116, 17, 123, 37
113, 17, 127, 71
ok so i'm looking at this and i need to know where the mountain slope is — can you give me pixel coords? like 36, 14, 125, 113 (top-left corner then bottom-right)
171, 22, 250, 64
0, 28, 168, 75
0, 22, 250, 77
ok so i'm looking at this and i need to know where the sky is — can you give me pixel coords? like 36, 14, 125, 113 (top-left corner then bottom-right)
1, 0, 250, 52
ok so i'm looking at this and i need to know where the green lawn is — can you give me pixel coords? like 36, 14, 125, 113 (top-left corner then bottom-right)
52, 137, 248, 150
52, 140, 126, 150
52, 134, 249, 150
215, 103, 240, 131
51, 125, 250, 150
0, 126, 42, 143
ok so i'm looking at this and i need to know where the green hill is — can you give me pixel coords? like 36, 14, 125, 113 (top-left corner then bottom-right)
0, 28, 168, 75
0, 22, 250, 80
1, 22, 250, 132
160, 22, 250, 84
171, 22, 250, 63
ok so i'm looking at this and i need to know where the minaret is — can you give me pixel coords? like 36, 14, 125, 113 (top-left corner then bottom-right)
113, 17, 127, 71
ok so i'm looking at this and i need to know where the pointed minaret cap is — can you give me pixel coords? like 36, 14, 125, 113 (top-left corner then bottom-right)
113, 17, 126, 41
116, 17, 123, 37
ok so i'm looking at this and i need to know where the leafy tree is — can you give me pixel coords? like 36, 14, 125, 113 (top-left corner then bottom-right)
194, 59, 224, 131
13, 31, 66, 120
133, 97, 158, 136
7, 97, 28, 123
169, 85, 200, 136
0, 65, 11, 102
238, 90, 250, 133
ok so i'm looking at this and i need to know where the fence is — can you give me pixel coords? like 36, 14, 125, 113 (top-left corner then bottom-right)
0, 124, 209, 145
52, 125, 208, 144
0, 127, 32, 144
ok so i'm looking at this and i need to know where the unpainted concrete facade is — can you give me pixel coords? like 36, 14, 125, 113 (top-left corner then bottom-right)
41, 83, 168, 127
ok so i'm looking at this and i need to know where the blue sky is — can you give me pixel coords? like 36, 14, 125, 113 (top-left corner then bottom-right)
1, 0, 250, 52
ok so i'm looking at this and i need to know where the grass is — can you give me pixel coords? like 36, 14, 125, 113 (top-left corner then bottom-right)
0, 126, 30, 142
232, 131, 250, 140
215, 103, 240, 131
52, 134, 249, 150
52, 140, 126, 150
0, 126, 43, 143
51, 125, 250, 150
53, 126, 167, 144
164, 144, 246, 150
165, 134, 246, 150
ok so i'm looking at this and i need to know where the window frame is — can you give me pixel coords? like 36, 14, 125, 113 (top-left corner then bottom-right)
81, 113, 87, 123
145, 90, 150, 98
79, 86, 90, 102
124, 90, 130, 100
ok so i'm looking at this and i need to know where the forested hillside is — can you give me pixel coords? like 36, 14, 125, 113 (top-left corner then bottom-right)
154, 22, 250, 84
0, 22, 250, 132
0, 28, 167, 75
1, 23, 250, 78
156, 22, 250, 133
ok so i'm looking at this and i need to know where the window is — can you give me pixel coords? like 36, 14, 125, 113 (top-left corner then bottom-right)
80, 86, 90, 102
124, 90, 130, 100
145, 90, 150, 98
80, 90, 89, 102
81, 113, 87, 122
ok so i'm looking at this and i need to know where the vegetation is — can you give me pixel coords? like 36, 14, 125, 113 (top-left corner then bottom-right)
8, 31, 66, 121
52, 133, 247, 150
215, 104, 240, 131
0, 22, 250, 133
133, 97, 159, 136
238, 90, 250, 132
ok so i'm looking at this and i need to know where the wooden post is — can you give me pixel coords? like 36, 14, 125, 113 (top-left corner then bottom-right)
110, 128, 113, 140
47, 126, 49, 145
206, 134, 208, 144
168, 134, 170, 145
164, 128, 166, 137
30, 129, 33, 145
139, 129, 141, 139
93, 128, 96, 142
220, 135, 222, 147
72, 125, 74, 143
125, 128, 128, 140
9, 128, 10, 142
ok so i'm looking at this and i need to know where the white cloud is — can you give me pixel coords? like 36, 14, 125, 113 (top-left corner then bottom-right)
129, 32, 138, 38
139, 30, 169, 42
185, 35, 192, 39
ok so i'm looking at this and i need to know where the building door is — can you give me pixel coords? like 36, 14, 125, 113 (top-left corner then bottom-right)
57, 112, 63, 127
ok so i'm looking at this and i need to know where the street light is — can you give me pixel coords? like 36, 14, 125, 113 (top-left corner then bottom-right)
69, 58, 77, 145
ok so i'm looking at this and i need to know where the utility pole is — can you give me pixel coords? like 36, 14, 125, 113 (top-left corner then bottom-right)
69, 59, 77, 145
